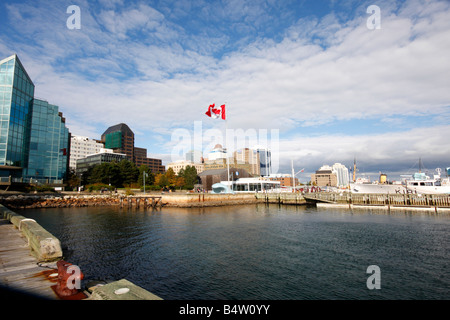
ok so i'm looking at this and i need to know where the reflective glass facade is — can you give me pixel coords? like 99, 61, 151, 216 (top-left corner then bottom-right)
0, 55, 34, 174
0, 54, 70, 183
24, 99, 69, 181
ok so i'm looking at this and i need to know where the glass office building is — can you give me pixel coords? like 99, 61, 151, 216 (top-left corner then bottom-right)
24, 99, 70, 183
0, 54, 34, 177
0, 54, 70, 183
257, 148, 272, 176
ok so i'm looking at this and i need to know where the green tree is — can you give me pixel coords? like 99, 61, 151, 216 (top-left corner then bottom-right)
175, 176, 185, 190
138, 165, 155, 187
66, 169, 80, 191
183, 165, 199, 190
119, 159, 139, 186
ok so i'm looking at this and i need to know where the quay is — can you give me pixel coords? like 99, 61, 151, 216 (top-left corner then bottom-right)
2, 191, 450, 212
0, 204, 162, 300
0, 205, 62, 299
303, 192, 450, 212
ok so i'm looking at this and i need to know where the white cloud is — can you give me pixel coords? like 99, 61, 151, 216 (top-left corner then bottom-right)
1, 0, 449, 176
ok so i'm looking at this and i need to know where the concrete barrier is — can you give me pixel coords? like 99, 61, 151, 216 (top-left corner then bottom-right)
87, 279, 163, 300
0, 204, 63, 262
160, 193, 262, 207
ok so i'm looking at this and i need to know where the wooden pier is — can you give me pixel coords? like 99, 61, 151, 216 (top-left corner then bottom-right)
0, 219, 59, 299
303, 192, 450, 211
119, 196, 163, 209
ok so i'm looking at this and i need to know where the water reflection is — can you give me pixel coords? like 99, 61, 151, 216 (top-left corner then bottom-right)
16, 204, 450, 300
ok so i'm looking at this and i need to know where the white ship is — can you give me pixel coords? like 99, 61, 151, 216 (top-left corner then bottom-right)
351, 166, 450, 195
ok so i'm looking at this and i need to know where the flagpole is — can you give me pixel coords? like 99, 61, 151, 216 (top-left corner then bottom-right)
292, 159, 295, 193
225, 110, 230, 190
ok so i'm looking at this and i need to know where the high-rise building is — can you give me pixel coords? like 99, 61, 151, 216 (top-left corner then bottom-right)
24, 99, 70, 182
257, 148, 271, 176
0, 54, 70, 184
331, 163, 350, 187
69, 136, 106, 170
101, 123, 135, 162
101, 123, 165, 174
0, 54, 34, 176
234, 148, 260, 176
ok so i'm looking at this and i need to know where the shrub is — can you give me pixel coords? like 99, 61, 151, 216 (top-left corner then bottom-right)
86, 183, 112, 192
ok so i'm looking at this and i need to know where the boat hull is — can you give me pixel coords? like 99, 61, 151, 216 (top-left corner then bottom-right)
351, 183, 450, 194
351, 183, 405, 194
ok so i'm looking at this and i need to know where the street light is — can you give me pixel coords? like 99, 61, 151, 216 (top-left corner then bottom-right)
143, 171, 148, 194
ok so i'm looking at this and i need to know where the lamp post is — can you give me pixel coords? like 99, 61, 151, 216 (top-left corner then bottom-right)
143, 171, 148, 194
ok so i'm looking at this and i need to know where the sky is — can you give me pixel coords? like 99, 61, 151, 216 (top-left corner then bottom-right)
1, 0, 449, 182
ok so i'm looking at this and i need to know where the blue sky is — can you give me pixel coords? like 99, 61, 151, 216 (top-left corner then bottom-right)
1, 0, 450, 180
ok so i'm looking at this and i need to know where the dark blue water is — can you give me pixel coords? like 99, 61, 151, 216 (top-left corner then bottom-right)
17, 204, 450, 300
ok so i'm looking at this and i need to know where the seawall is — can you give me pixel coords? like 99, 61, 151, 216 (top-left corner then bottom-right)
0, 204, 63, 262
0, 192, 269, 209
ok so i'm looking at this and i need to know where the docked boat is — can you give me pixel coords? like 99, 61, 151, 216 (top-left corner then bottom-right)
351, 168, 450, 195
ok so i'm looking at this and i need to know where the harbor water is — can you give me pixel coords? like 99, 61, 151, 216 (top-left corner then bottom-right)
17, 204, 450, 300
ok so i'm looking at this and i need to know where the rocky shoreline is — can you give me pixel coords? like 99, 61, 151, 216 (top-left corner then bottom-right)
0, 192, 263, 209
0, 194, 122, 209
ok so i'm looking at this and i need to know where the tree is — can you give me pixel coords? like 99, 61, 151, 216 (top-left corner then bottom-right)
119, 159, 139, 186
183, 165, 199, 190
175, 176, 185, 190
66, 169, 80, 191
165, 168, 177, 186
138, 165, 155, 187
155, 173, 169, 188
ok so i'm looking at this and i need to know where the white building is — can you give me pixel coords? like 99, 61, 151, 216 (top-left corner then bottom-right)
332, 163, 350, 187
167, 160, 205, 175
69, 136, 110, 170
207, 144, 228, 161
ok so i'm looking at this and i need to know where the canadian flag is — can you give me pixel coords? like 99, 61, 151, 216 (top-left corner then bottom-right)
205, 103, 226, 120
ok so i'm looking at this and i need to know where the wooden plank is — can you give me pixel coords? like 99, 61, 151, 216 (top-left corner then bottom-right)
0, 219, 59, 299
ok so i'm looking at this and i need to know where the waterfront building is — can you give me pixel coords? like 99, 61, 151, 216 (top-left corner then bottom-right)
101, 123, 165, 173
101, 123, 135, 162
69, 135, 107, 170
311, 165, 338, 187
0, 54, 70, 185
167, 160, 204, 175
76, 151, 127, 175
24, 99, 70, 183
198, 168, 251, 191
228, 177, 281, 193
